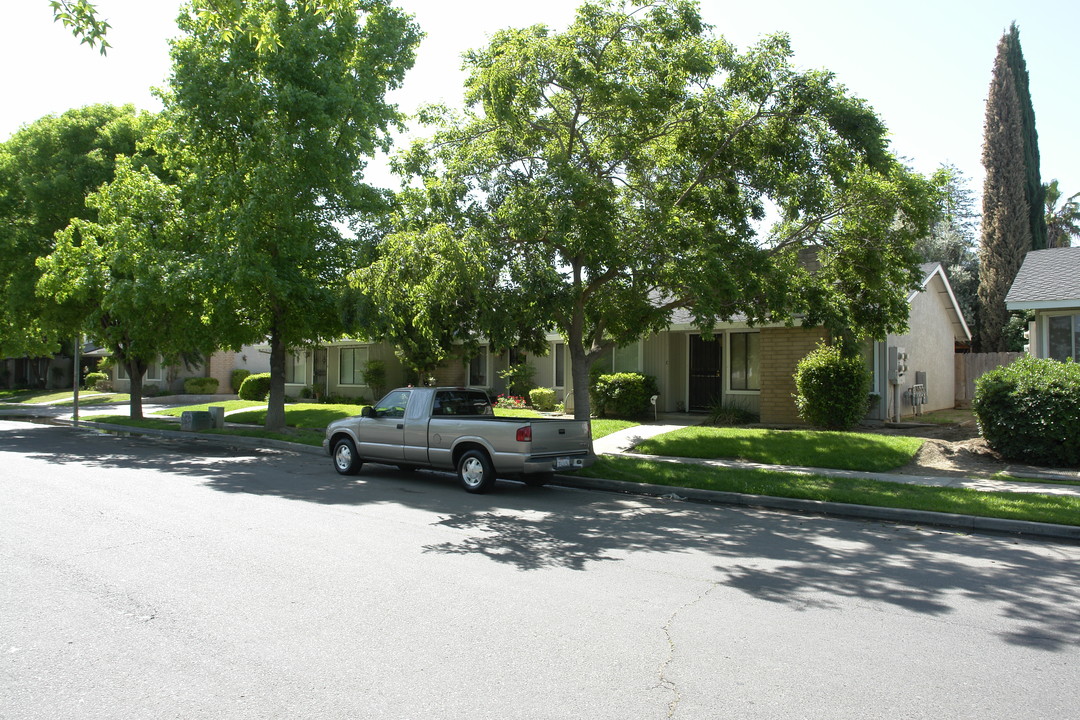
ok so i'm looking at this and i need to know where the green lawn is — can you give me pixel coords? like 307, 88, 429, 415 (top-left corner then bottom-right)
81, 414, 324, 446
0, 390, 127, 405
154, 400, 265, 417
574, 456, 1080, 527
633, 426, 924, 473
591, 419, 639, 440
226, 403, 368, 429
493, 408, 543, 418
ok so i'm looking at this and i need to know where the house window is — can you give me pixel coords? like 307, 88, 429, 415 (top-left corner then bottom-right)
469, 346, 489, 386
339, 346, 369, 385
1047, 314, 1080, 361
729, 332, 760, 391
554, 343, 566, 388
285, 352, 307, 384
145, 358, 163, 382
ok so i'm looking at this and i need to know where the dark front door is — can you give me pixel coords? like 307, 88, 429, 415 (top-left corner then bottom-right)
688, 334, 722, 412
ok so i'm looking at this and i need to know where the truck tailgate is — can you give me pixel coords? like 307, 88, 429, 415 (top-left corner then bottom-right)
528, 420, 592, 455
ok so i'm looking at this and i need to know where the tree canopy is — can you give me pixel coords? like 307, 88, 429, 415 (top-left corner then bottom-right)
162, 0, 420, 429
37, 157, 212, 418
0, 104, 150, 358
389, 0, 937, 419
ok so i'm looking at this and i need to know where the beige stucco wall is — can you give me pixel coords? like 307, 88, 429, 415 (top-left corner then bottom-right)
886, 274, 959, 416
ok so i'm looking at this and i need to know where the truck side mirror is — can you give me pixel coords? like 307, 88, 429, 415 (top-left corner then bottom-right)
361, 406, 373, 418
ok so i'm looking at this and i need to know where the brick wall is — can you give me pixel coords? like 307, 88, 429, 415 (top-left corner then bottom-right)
207, 350, 237, 394
431, 356, 468, 387
758, 326, 828, 424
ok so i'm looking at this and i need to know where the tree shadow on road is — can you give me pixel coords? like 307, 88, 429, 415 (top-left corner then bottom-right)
7, 422, 1079, 652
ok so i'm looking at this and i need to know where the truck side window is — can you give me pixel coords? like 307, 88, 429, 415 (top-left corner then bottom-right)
375, 390, 410, 419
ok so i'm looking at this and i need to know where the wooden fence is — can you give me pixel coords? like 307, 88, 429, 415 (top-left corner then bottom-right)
955, 352, 1023, 407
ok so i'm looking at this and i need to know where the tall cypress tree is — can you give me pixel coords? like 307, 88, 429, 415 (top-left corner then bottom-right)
1002, 23, 1047, 250
976, 33, 1031, 352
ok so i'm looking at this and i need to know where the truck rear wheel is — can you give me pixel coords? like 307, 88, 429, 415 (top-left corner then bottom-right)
457, 449, 496, 493
333, 438, 362, 476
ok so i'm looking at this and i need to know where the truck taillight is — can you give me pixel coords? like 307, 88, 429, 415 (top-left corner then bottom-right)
516, 426, 532, 443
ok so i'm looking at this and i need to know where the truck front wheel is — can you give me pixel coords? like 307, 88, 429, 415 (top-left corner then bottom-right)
333, 438, 362, 476
457, 449, 496, 493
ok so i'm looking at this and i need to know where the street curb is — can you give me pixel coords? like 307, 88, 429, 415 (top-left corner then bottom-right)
16, 416, 1080, 542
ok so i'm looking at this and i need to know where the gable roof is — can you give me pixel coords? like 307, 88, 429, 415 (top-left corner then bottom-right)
1006, 247, 1080, 310
910, 263, 971, 341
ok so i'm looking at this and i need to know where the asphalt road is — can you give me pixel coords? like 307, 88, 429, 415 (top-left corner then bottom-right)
2, 419, 1078, 719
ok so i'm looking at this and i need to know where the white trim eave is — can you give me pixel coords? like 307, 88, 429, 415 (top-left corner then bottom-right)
1008, 299, 1080, 312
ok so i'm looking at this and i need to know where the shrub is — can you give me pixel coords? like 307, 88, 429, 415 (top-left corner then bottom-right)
238, 372, 272, 401
142, 383, 160, 397
85, 371, 111, 392
230, 368, 251, 393
972, 356, 1080, 466
363, 359, 387, 398
498, 362, 535, 397
708, 400, 759, 425
184, 376, 220, 394
529, 387, 557, 412
793, 342, 871, 430
591, 372, 659, 418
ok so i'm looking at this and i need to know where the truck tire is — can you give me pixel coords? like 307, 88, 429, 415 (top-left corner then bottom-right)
333, 438, 362, 476
457, 449, 496, 493
523, 473, 553, 488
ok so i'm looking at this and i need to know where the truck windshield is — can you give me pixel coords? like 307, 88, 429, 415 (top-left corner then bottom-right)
433, 390, 494, 416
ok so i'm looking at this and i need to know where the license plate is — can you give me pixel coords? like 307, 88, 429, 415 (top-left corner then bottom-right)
555, 457, 571, 469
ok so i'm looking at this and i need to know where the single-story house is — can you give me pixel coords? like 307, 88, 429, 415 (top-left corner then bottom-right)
222, 262, 968, 425
1005, 246, 1080, 361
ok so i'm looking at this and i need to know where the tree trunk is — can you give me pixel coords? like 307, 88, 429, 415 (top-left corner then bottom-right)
569, 342, 593, 422
266, 329, 287, 431
126, 358, 146, 420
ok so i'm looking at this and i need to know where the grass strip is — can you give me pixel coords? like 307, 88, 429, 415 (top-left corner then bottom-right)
590, 419, 639, 440
574, 456, 1080, 527
154, 400, 265, 416
81, 414, 324, 447
634, 426, 924, 472
226, 403, 368, 429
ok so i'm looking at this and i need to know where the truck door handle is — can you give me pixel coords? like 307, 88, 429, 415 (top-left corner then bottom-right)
397, 423, 404, 430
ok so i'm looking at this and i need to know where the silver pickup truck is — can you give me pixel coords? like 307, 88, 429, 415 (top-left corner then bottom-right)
323, 387, 594, 493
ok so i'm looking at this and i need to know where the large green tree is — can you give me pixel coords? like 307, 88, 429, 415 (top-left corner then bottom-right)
391, 0, 937, 420
163, 0, 419, 429
915, 164, 980, 330
37, 158, 212, 418
46, 0, 357, 54
976, 28, 1032, 352
1001, 23, 1047, 250
1044, 179, 1079, 249
0, 104, 149, 358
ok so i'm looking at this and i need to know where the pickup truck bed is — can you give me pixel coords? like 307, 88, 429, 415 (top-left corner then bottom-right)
323, 387, 594, 492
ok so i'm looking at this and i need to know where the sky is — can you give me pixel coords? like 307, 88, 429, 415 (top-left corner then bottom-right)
2, 0, 1077, 205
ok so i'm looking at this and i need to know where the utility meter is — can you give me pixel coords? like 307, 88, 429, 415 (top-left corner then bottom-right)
888, 346, 908, 383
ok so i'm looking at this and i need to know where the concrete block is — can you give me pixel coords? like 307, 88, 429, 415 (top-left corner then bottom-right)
181, 410, 213, 432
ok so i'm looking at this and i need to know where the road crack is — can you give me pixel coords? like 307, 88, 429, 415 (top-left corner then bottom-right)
656, 580, 720, 718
